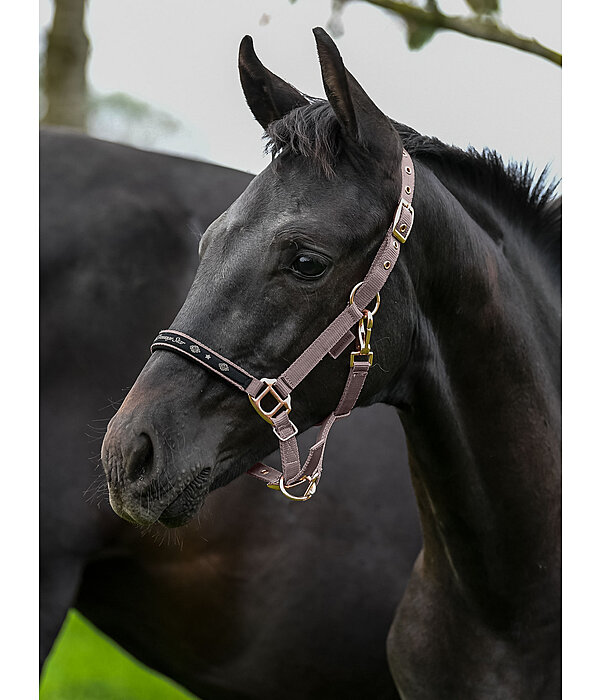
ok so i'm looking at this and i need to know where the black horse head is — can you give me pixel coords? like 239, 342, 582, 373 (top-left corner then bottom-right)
101, 27, 561, 699
101, 29, 416, 526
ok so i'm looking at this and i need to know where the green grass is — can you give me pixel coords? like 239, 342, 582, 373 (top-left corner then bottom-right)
40, 610, 198, 700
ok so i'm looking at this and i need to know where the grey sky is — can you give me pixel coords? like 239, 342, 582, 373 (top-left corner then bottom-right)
40, 0, 561, 179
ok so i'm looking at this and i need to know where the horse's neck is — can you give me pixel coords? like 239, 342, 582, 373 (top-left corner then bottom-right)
394, 165, 561, 617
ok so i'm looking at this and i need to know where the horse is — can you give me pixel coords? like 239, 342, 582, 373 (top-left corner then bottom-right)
100, 28, 561, 698
40, 127, 422, 699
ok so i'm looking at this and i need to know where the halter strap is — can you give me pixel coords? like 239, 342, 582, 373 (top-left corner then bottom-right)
150, 330, 256, 391
150, 150, 415, 501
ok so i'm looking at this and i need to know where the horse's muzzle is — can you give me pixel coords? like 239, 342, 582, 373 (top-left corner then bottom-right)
101, 404, 212, 527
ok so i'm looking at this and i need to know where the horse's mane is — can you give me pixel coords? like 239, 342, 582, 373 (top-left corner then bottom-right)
264, 100, 561, 268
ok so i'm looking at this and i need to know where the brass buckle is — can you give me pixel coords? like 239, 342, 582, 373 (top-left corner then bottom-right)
392, 198, 414, 244
248, 378, 291, 425
350, 310, 374, 367
274, 474, 319, 501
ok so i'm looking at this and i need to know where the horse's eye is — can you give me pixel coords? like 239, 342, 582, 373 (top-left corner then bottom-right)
290, 253, 329, 279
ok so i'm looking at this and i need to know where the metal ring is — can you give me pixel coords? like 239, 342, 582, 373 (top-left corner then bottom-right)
278, 474, 318, 501
349, 282, 380, 316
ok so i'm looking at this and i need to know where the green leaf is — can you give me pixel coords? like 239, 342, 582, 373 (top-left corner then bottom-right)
463, 0, 499, 15
405, 20, 437, 50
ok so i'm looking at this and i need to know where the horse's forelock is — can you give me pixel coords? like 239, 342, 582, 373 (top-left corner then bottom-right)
264, 100, 341, 178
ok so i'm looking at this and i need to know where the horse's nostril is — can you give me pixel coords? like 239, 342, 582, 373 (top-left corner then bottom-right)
125, 432, 154, 482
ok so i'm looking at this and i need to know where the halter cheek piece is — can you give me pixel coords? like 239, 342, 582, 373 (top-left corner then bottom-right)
151, 150, 415, 501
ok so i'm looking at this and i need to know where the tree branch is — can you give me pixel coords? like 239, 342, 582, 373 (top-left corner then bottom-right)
356, 0, 561, 67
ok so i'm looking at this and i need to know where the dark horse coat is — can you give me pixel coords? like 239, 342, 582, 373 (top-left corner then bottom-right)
40, 128, 422, 699
102, 29, 561, 699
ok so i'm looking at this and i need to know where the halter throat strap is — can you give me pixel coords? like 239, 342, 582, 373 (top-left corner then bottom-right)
150, 150, 415, 501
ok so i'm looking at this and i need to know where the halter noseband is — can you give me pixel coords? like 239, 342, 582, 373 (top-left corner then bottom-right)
151, 150, 415, 501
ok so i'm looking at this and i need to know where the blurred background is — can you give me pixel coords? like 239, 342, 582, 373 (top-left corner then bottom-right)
39, 0, 561, 178
38, 1, 561, 698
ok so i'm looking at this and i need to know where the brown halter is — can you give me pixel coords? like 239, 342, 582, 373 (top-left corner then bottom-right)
151, 150, 415, 501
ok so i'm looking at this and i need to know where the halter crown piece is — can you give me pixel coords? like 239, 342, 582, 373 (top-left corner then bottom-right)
151, 151, 415, 501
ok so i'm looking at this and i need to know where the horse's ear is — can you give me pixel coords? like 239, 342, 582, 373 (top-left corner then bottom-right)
239, 35, 309, 130
312, 27, 394, 146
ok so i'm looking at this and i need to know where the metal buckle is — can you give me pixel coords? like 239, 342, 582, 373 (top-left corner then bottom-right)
350, 310, 374, 367
248, 378, 292, 425
273, 420, 299, 442
392, 198, 414, 244
350, 351, 373, 367
276, 473, 319, 501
